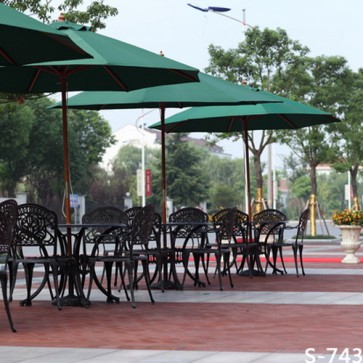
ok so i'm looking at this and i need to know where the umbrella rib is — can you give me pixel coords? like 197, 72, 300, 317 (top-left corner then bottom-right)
280, 114, 298, 128
28, 68, 42, 92
163, 121, 185, 133
0, 48, 15, 65
170, 69, 200, 82
103, 66, 128, 91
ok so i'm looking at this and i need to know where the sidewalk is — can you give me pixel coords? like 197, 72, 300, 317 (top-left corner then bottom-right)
1, 241, 363, 363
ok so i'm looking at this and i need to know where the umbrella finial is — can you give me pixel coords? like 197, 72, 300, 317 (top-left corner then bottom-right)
58, 13, 65, 22
159, 51, 164, 57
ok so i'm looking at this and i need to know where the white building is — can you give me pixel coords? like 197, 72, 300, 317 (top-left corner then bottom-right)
101, 124, 230, 171
101, 124, 159, 171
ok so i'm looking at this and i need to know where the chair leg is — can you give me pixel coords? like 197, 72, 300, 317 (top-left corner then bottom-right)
141, 259, 155, 304
49, 264, 62, 310
292, 245, 300, 277
118, 262, 131, 301
9, 261, 19, 303
278, 247, 288, 274
126, 261, 136, 308
1, 274, 16, 332
299, 245, 305, 276
223, 250, 234, 288
200, 254, 211, 285
214, 252, 223, 291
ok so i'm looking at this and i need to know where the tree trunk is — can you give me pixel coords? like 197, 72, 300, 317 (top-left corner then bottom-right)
310, 164, 318, 196
350, 165, 359, 201
309, 164, 318, 236
254, 155, 264, 190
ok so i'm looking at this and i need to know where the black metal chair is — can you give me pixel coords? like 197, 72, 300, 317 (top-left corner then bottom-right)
209, 207, 239, 289
169, 207, 235, 290
80, 206, 129, 286
0, 199, 18, 301
253, 209, 288, 275
11, 203, 68, 310
133, 211, 163, 288
212, 209, 263, 277
0, 199, 18, 332
288, 208, 310, 276
169, 207, 210, 288
88, 204, 156, 308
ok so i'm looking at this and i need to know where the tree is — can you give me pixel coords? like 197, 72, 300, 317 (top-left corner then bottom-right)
0, 96, 114, 212
278, 56, 353, 214
206, 155, 245, 211
149, 134, 210, 211
0, 102, 33, 196
206, 27, 310, 205
4, 0, 118, 30
328, 68, 363, 206
108, 144, 160, 208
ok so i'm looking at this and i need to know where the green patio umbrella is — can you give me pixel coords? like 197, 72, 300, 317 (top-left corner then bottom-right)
50, 72, 279, 109
50, 72, 280, 226
0, 19, 200, 231
149, 97, 340, 218
0, 4, 90, 65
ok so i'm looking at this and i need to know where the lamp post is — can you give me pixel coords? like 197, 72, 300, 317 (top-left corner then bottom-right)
135, 110, 155, 206
189, 5, 274, 211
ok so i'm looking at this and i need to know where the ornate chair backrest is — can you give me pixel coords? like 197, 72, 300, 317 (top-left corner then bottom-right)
125, 207, 143, 228
253, 209, 287, 225
295, 208, 310, 243
82, 206, 128, 242
0, 199, 18, 258
169, 207, 209, 239
149, 212, 162, 249
82, 206, 128, 255
234, 209, 250, 242
214, 208, 238, 245
253, 209, 287, 244
14, 203, 64, 257
129, 204, 156, 247
212, 208, 249, 242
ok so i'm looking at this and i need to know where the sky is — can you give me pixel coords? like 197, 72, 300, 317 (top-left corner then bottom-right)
56, 0, 363, 168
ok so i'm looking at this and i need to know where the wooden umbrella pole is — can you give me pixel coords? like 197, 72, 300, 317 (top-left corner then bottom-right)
61, 75, 72, 255
242, 120, 251, 220
160, 106, 168, 248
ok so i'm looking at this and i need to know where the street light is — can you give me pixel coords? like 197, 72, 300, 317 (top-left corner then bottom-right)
187, 4, 253, 29
135, 109, 155, 206
188, 5, 274, 209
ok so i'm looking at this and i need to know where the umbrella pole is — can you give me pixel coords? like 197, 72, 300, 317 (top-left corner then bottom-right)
57, 76, 92, 306
61, 76, 72, 255
242, 121, 251, 220
160, 106, 167, 239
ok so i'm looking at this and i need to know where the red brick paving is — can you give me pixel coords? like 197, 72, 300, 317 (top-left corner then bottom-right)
1, 244, 363, 354
1, 300, 363, 354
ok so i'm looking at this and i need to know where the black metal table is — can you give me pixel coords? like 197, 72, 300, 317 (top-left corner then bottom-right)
151, 222, 210, 291
58, 223, 126, 306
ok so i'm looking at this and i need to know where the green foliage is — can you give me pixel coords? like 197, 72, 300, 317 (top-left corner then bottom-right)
205, 155, 244, 210
166, 135, 210, 208
0, 96, 114, 208
291, 175, 310, 200
0, 101, 33, 195
206, 26, 310, 194
5, 0, 118, 30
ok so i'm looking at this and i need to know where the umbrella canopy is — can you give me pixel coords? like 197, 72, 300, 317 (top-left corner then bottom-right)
0, 19, 200, 244
151, 100, 339, 132
0, 4, 90, 65
149, 98, 340, 218
51, 72, 279, 109
49, 72, 280, 226
0, 20, 199, 93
